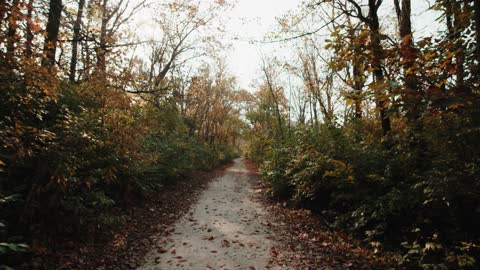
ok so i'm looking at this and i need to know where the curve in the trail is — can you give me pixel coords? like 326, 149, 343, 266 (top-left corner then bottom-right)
138, 158, 279, 270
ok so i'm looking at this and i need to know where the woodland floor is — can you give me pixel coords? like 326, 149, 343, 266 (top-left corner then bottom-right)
30, 158, 396, 270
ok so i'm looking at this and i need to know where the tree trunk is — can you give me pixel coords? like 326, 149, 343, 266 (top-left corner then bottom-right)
446, 1, 465, 87
347, 19, 363, 120
25, 0, 34, 58
394, 0, 429, 166
368, 0, 391, 135
42, 0, 63, 67
96, 0, 108, 73
263, 68, 284, 138
454, 7, 465, 87
0, 0, 7, 30
394, 0, 421, 121
6, 0, 20, 64
83, 13, 92, 78
353, 64, 363, 119
69, 0, 86, 82
475, 0, 480, 69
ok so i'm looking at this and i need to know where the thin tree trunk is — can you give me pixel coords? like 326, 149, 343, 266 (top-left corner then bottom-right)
6, 0, 20, 64
353, 64, 363, 119
42, 0, 63, 67
25, 0, 34, 58
454, 8, 465, 87
263, 67, 284, 138
69, 0, 86, 82
368, 0, 391, 135
394, 0, 429, 165
446, 1, 465, 87
96, 0, 108, 73
475, 0, 480, 69
347, 19, 363, 119
0, 0, 7, 30
83, 14, 92, 79
344, 0, 390, 133
326, 75, 334, 122
394, 0, 420, 121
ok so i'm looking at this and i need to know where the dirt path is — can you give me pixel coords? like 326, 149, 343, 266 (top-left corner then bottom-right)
138, 158, 279, 270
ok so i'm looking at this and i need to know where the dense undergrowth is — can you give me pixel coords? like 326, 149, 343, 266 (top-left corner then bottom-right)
0, 0, 244, 268
243, 1, 480, 268
246, 107, 480, 269
0, 67, 239, 268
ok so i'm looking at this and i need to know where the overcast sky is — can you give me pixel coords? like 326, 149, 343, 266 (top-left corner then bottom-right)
221, 0, 442, 91
221, 0, 299, 90
133, 0, 443, 91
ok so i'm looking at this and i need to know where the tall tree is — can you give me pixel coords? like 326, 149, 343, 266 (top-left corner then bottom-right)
344, 0, 391, 135
445, 0, 466, 87
301, 52, 334, 124
474, 0, 480, 74
262, 59, 285, 138
69, 0, 86, 82
42, 0, 63, 67
0, 0, 7, 30
93, 0, 146, 74
25, 0, 34, 58
5, 0, 20, 64
96, 0, 108, 73
393, 0, 421, 121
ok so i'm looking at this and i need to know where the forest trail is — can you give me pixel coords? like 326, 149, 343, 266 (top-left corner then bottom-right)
138, 158, 280, 270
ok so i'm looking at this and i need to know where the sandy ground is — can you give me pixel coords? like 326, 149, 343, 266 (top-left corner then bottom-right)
137, 158, 281, 270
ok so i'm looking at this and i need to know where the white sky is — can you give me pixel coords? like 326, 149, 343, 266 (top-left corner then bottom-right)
132, 0, 443, 92
220, 0, 442, 91
222, 0, 300, 90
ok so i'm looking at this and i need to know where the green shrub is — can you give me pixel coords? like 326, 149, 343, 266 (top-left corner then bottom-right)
256, 112, 480, 268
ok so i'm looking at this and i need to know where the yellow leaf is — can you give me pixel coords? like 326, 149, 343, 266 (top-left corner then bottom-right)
424, 52, 436, 61
435, 81, 444, 88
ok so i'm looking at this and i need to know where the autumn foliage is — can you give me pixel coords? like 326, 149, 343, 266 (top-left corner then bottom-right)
245, 0, 480, 269
0, 0, 240, 268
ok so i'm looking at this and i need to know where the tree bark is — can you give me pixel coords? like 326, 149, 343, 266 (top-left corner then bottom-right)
394, 0, 421, 121
345, 0, 391, 134
25, 0, 34, 58
96, 0, 108, 73
475, 0, 480, 68
263, 66, 284, 139
69, 0, 86, 82
5, 0, 20, 64
446, 1, 465, 87
346, 19, 363, 119
42, 0, 63, 67
353, 64, 363, 119
0, 0, 7, 32
454, 6, 465, 87
368, 0, 391, 135
394, 0, 429, 165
